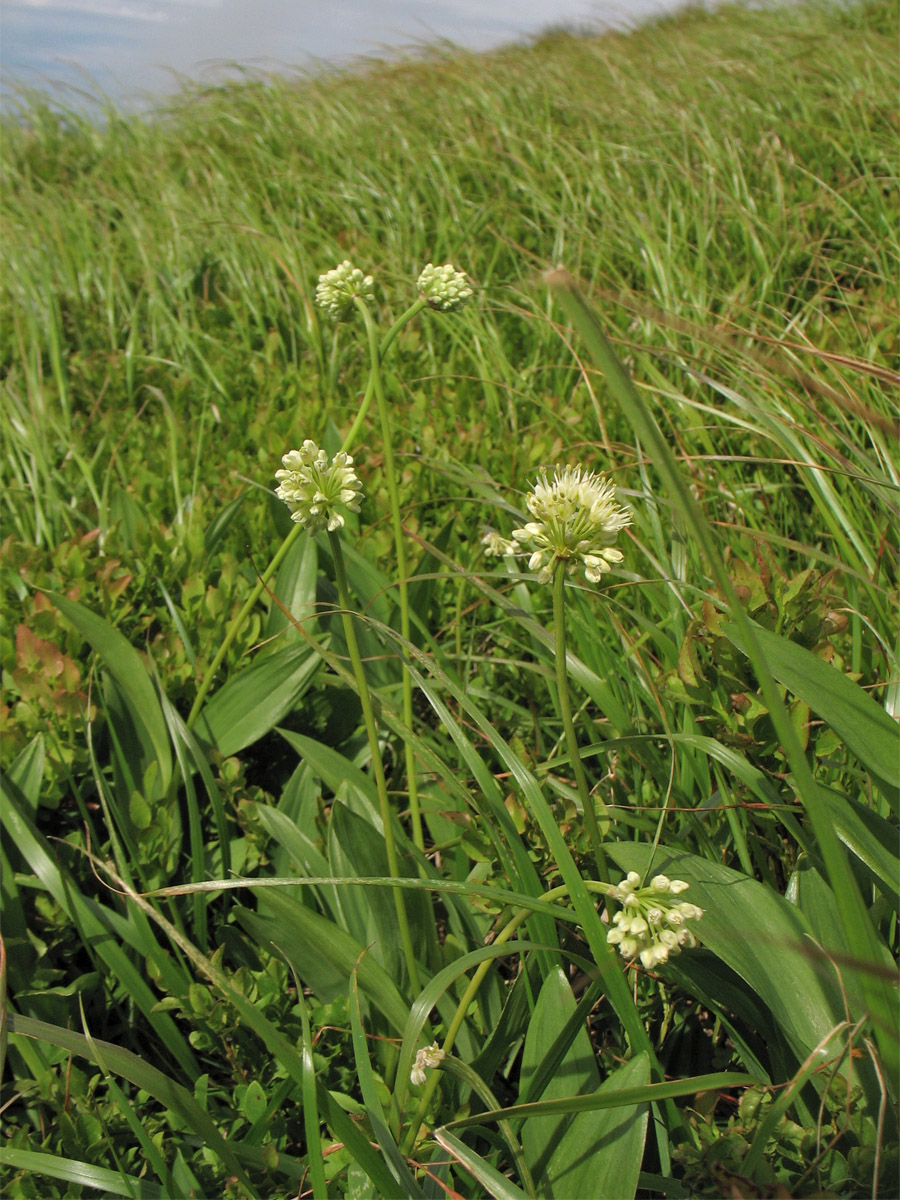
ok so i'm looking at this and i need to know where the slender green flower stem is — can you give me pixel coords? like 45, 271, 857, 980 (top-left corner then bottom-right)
190, 300, 426, 736
328, 528, 421, 994
552, 560, 609, 883
401, 879, 614, 1154
340, 299, 427, 458
353, 295, 424, 852
186, 522, 304, 730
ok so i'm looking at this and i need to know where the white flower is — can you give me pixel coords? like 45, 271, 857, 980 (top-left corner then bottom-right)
606, 874, 703, 969
510, 465, 631, 585
315, 260, 374, 320
410, 1042, 445, 1086
417, 263, 473, 312
275, 440, 364, 534
481, 529, 518, 557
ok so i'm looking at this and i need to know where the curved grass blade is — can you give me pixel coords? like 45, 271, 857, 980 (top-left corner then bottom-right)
7, 1014, 255, 1194
0, 1148, 165, 1199
348, 962, 425, 1198
432, 1128, 531, 1200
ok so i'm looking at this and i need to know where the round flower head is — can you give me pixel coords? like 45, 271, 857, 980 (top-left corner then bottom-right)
275, 440, 364, 534
417, 263, 473, 312
315, 260, 374, 320
511, 465, 632, 585
606, 873, 703, 970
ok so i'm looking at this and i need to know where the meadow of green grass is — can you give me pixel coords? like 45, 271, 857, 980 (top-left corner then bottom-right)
1, 1, 898, 1196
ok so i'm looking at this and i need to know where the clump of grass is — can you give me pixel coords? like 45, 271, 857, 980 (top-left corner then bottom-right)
1, 3, 898, 1197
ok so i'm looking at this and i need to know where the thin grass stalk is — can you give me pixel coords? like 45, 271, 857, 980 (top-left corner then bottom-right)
552, 560, 609, 883
354, 295, 424, 852
327, 527, 420, 994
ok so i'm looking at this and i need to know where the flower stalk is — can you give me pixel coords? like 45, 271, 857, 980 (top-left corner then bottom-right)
328, 526, 421, 994
353, 294, 425, 852
552, 558, 609, 881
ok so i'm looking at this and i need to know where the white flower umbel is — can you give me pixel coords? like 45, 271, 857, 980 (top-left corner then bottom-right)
410, 1042, 445, 1087
510, 465, 632, 585
606, 871, 703, 969
275, 440, 363, 534
417, 263, 473, 312
315, 260, 375, 320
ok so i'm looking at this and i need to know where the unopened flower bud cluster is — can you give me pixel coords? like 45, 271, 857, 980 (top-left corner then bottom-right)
417, 263, 474, 312
606, 872, 703, 969
483, 465, 632, 586
410, 1041, 445, 1086
315, 260, 375, 320
275, 440, 363, 534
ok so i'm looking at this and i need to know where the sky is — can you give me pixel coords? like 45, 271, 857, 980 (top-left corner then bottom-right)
1, 0, 682, 109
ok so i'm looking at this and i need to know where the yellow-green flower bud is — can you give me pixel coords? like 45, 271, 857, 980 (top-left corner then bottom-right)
315, 260, 374, 320
417, 262, 474, 312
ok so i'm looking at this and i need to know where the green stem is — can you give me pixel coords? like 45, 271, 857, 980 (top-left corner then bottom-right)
186, 522, 304, 730
328, 528, 421, 994
340, 299, 426, 458
189, 300, 426, 735
552, 560, 608, 883
354, 296, 424, 853
400, 879, 615, 1154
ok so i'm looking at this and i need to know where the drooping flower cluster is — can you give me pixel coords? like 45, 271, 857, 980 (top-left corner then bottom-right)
417, 263, 473, 312
606, 872, 703, 969
410, 1042, 445, 1086
275, 441, 363, 534
483, 465, 632, 585
315, 260, 375, 320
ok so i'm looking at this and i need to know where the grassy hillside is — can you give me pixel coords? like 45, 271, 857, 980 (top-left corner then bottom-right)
1, 2, 898, 1196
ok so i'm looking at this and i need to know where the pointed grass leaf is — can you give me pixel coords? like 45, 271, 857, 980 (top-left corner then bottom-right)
432, 1129, 532, 1200
722, 619, 900, 798
348, 965, 425, 1199
195, 642, 322, 756
7, 733, 45, 810
45, 590, 172, 797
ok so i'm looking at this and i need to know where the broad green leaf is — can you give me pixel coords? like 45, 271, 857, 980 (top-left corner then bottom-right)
329, 802, 402, 977
520, 968, 599, 1184
7, 734, 45, 810
265, 526, 318, 642
46, 590, 172, 797
821, 786, 900, 908
722, 619, 900, 797
234, 888, 410, 1032
607, 844, 845, 1071
0, 1148, 165, 1199
195, 642, 322, 756
544, 1054, 650, 1200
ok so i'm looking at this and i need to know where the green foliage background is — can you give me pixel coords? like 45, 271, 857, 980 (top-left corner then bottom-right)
1, 1, 897, 1196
